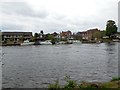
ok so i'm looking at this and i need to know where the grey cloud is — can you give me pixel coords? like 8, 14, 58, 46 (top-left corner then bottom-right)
0, 0, 118, 33
1, 2, 49, 18
32, 19, 103, 33
51, 13, 67, 20
118, 1, 120, 31
1, 23, 24, 30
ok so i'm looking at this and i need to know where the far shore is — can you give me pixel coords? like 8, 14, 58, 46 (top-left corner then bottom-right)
0, 39, 120, 46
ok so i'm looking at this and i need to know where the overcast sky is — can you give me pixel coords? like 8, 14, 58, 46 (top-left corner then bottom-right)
0, 0, 119, 34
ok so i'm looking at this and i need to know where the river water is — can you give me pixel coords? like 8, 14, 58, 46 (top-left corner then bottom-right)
2, 42, 119, 88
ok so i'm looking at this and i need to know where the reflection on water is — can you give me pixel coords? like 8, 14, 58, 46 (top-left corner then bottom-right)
2, 43, 118, 88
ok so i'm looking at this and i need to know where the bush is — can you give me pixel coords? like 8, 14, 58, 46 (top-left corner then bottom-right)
111, 77, 120, 82
48, 80, 60, 90
48, 76, 120, 89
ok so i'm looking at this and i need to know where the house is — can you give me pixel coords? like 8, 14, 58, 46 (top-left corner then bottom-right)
2, 32, 33, 41
78, 28, 101, 41
60, 31, 72, 39
86, 29, 100, 40
52, 32, 61, 39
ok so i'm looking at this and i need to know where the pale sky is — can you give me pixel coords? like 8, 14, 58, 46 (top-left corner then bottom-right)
0, 0, 119, 34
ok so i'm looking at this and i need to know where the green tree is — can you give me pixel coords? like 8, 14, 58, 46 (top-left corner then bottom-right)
34, 33, 39, 41
34, 33, 39, 38
46, 33, 54, 40
93, 31, 102, 40
40, 30, 44, 35
106, 20, 117, 37
101, 30, 106, 37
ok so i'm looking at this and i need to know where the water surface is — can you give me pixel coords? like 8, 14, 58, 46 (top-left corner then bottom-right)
2, 43, 118, 88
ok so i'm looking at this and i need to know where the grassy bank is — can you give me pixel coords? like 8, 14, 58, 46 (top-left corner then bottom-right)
48, 77, 120, 89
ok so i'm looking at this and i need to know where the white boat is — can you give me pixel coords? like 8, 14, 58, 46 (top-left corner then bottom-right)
112, 39, 120, 42
58, 41, 66, 44
21, 40, 34, 46
39, 40, 52, 45
72, 40, 81, 44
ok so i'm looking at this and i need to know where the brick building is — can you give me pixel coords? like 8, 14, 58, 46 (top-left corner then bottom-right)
2, 32, 33, 41
79, 28, 100, 41
60, 31, 72, 39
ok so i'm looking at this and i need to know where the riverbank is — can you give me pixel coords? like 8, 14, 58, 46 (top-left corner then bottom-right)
48, 77, 120, 89
1, 39, 120, 46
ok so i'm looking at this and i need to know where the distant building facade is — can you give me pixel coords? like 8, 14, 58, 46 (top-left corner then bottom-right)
60, 31, 72, 39
2, 32, 33, 41
78, 28, 100, 41
51, 32, 61, 39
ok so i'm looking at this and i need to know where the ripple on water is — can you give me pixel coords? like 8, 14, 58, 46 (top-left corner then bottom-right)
2, 43, 118, 88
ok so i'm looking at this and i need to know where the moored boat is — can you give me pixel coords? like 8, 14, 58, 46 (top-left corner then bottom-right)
112, 39, 120, 42
21, 40, 34, 46
72, 40, 81, 44
39, 40, 52, 45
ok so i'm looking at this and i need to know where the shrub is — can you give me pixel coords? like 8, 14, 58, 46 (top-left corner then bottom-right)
111, 77, 120, 82
48, 80, 60, 90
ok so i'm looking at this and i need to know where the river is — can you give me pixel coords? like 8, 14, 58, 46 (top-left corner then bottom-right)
2, 42, 119, 88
